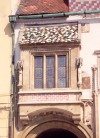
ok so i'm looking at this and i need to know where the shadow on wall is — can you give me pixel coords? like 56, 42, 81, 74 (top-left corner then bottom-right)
4, 23, 12, 37
64, 0, 69, 6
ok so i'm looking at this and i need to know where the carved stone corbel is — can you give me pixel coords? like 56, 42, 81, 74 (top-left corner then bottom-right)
20, 112, 29, 125
72, 114, 81, 125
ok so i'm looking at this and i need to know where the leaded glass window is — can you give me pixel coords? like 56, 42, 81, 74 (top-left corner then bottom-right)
46, 56, 55, 88
58, 55, 66, 88
34, 53, 68, 89
34, 56, 43, 88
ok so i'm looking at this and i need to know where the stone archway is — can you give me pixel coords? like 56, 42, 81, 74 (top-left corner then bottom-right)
24, 121, 92, 138
36, 128, 78, 138
18, 108, 93, 138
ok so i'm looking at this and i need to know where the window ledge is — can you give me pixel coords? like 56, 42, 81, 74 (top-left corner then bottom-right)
18, 89, 82, 94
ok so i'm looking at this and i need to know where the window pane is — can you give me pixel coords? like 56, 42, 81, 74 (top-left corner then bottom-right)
58, 67, 66, 78
34, 56, 43, 88
58, 78, 66, 88
58, 55, 67, 88
34, 79, 43, 88
58, 55, 66, 67
46, 68, 54, 78
46, 56, 54, 67
35, 68, 43, 78
34, 56, 43, 67
46, 79, 54, 88
46, 56, 55, 88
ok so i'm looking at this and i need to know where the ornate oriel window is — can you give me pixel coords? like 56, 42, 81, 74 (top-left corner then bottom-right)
34, 52, 69, 89
18, 23, 80, 90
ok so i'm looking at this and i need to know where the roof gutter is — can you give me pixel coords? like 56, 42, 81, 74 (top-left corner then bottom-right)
9, 10, 100, 22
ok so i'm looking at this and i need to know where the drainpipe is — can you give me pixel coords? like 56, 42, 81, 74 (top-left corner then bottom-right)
9, 10, 100, 22
9, 22, 15, 138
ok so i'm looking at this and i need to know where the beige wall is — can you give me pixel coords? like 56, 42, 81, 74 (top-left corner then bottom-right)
0, 1, 12, 92
0, 1, 12, 138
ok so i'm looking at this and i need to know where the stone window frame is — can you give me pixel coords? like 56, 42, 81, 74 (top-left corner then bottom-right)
32, 51, 70, 89
20, 42, 80, 91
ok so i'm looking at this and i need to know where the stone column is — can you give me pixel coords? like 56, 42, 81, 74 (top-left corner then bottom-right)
92, 66, 99, 138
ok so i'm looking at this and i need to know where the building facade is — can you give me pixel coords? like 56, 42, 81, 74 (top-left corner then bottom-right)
0, 1, 12, 138
9, 0, 100, 138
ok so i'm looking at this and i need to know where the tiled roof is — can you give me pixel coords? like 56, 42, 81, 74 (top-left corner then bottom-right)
16, 0, 69, 15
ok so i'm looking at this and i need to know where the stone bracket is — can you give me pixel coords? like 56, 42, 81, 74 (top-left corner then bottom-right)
20, 112, 29, 125
72, 114, 81, 125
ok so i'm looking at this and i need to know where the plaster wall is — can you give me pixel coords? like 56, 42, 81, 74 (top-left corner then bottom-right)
0, 1, 12, 138
11, 0, 21, 14
0, 1, 12, 93
80, 22, 100, 99
81, 23, 100, 75
98, 94, 100, 138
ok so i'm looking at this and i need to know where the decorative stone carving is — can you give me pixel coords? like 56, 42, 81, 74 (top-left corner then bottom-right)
72, 114, 81, 124
81, 100, 93, 129
76, 57, 83, 89
91, 66, 97, 93
16, 61, 23, 89
18, 92, 81, 104
82, 76, 91, 89
19, 24, 79, 44
19, 110, 81, 126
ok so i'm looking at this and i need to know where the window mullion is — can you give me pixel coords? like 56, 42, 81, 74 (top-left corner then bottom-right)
66, 53, 68, 87
44, 54, 46, 88
33, 56, 34, 89
55, 54, 57, 88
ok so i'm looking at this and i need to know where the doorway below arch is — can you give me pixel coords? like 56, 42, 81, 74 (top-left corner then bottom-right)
36, 129, 78, 138
19, 109, 93, 138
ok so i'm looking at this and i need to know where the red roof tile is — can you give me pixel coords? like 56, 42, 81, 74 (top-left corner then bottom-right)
16, 0, 69, 15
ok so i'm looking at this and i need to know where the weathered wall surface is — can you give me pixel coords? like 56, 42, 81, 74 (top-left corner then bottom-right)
0, 1, 12, 138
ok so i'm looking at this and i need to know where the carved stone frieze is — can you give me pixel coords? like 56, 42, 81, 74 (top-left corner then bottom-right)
19, 23, 79, 44
18, 92, 82, 104
19, 110, 81, 126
